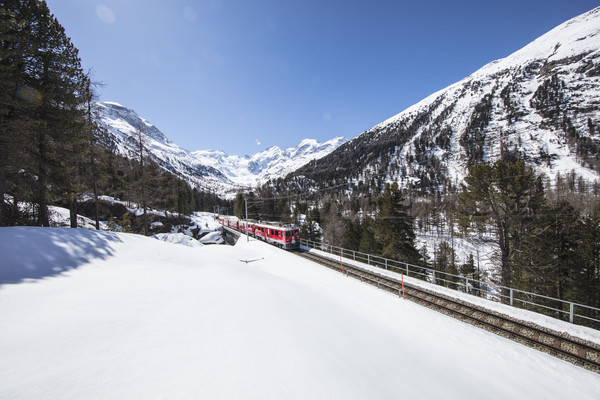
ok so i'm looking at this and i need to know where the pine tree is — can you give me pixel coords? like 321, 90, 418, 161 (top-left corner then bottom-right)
0, 3, 19, 224
322, 201, 347, 247
513, 201, 582, 317
0, 0, 41, 225
1, 0, 89, 227
460, 253, 482, 296
359, 217, 379, 255
344, 218, 362, 251
300, 218, 321, 243
576, 212, 600, 318
374, 182, 420, 263
84, 84, 107, 230
459, 160, 545, 302
233, 193, 245, 219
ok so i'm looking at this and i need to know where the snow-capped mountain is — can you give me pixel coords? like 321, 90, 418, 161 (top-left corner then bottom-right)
192, 137, 347, 187
290, 7, 600, 193
94, 101, 346, 196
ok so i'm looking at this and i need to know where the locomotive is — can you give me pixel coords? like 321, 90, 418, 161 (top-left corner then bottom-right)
219, 216, 300, 250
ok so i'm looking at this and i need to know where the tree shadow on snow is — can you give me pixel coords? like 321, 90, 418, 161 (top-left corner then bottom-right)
0, 227, 123, 285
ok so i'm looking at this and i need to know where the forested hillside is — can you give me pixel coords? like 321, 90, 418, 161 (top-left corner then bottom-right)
0, 0, 227, 232
285, 7, 600, 196
253, 8, 600, 322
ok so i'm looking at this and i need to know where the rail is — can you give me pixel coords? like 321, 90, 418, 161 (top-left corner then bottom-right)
299, 238, 600, 329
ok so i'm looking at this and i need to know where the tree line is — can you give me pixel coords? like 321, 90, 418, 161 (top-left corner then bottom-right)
0, 0, 228, 232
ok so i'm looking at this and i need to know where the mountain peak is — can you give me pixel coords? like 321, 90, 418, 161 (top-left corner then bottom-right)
97, 101, 171, 145
291, 7, 600, 194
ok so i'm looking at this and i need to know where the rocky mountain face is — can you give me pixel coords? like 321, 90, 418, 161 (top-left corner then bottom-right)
288, 7, 600, 195
94, 101, 346, 196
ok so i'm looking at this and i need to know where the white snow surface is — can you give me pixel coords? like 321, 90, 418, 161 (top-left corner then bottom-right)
1, 227, 600, 399
152, 232, 204, 247
199, 230, 225, 244
311, 247, 600, 344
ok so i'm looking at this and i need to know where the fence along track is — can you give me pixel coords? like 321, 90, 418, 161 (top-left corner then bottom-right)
295, 250, 600, 373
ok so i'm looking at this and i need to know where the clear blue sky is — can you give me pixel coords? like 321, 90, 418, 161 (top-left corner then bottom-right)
45, 0, 598, 155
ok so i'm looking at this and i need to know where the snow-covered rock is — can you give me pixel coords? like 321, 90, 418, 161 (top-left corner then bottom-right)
152, 232, 204, 247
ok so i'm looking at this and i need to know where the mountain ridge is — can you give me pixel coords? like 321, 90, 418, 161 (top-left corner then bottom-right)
287, 6, 600, 194
94, 101, 346, 196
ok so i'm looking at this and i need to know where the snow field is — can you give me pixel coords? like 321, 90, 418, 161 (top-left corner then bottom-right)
1, 227, 600, 399
310, 246, 600, 344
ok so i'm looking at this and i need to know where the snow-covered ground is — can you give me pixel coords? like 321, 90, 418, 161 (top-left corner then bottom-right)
46, 199, 223, 246
1, 227, 599, 399
311, 247, 600, 344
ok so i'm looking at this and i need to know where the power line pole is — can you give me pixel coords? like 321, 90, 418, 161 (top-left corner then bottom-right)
245, 196, 249, 242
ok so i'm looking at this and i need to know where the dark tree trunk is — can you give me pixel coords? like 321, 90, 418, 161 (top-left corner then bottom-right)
38, 131, 50, 227
69, 197, 77, 228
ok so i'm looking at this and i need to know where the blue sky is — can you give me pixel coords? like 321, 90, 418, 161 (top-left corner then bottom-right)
46, 0, 599, 155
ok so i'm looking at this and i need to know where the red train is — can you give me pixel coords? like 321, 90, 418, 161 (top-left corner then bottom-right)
219, 216, 300, 250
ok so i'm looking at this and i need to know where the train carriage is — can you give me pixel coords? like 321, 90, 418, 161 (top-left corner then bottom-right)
260, 222, 300, 250
219, 216, 300, 250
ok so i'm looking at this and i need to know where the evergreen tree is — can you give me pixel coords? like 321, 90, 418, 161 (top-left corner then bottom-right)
514, 201, 583, 317
279, 199, 292, 223
84, 80, 105, 230
460, 253, 482, 296
344, 218, 362, 251
233, 193, 245, 219
576, 212, 600, 316
0, 0, 89, 226
459, 160, 545, 302
358, 217, 379, 255
31, 1, 88, 226
433, 241, 452, 272
460, 253, 478, 279
0, 2, 27, 225
322, 201, 346, 247
300, 218, 322, 242
131, 128, 148, 234
374, 182, 420, 262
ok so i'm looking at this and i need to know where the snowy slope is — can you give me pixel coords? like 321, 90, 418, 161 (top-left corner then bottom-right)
1, 227, 600, 399
96, 101, 233, 193
95, 101, 345, 196
294, 6, 600, 192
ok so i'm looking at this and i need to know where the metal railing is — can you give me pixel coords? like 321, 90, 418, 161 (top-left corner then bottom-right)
300, 238, 600, 329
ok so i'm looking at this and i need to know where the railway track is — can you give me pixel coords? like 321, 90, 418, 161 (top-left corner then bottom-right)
295, 250, 600, 373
